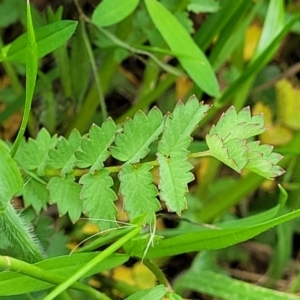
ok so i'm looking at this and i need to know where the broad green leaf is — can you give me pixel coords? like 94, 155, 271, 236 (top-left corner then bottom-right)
79, 169, 118, 230
92, 0, 139, 27
119, 163, 160, 222
145, 0, 219, 96
14, 128, 57, 175
22, 178, 49, 213
158, 96, 210, 157
110, 108, 163, 164
0, 252, 128, 295
174, 270, 300, 300
47, 177, 82, 223
128, 208, 300, 259
2, 21, 78, 63
0, 146, 23, 204
48, 130, 81, 176
157, 153, 194, 214
125, 284, 168, 300
76, 119, 116, 173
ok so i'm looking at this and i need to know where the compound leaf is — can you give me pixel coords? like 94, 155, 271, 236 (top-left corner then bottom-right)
119, 163, 160, 222
158, 96, 210, 157
80, 169, 118, 230
110, 108, 164, 164
47, 177, 82, 223
22, 178, 49, 213
14, 128, 57, 175
48, 129, 81, 176
157, 153, 194, 214
76, 119, 116, 173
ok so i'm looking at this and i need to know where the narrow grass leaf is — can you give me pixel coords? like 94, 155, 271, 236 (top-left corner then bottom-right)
4, 21, 78, 63
175, 270, 300, 300
80, 169, 118, 230
145, 0, 219, 96
110, 108, 163, 164
119, 163, 160, 222
158, 96, 210, 157
14, 128, 57, 175
75, 119, 116, 173
92, 0, 139, 27
130, 208, 300, 259
48, 130, 81, 176
47, 177, 82, 223
157, 153, 194, 214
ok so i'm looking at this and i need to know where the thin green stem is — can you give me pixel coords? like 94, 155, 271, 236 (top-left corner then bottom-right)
42, 150, 212, 177
0, 255, 106, 299
80, 19, 107, 120
143, 259, 169, 287
44, 225, 142, 300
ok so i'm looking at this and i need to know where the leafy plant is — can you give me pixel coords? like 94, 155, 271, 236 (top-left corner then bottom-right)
1, 0, 300, 299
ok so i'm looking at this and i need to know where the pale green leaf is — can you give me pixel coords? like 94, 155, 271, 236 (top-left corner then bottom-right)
48, 130, 81, 176
206, 106, 283, 177
14, 128, 57, 175
145, 0, 219, 96
92, 0, 139, 27
110, 108, 164, 164
157, 153, 194, 214
158, 96, 210, 157
22, 178, 49, 213
0, 146, 23, 205
245, 141, 285, 178
119, 163, 160, 222
75, 119, 116, 173
79, 169, 118, 230
47, 177, 82, 223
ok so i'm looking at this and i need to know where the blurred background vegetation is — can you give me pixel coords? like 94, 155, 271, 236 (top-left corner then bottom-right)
1, 0, 300, 299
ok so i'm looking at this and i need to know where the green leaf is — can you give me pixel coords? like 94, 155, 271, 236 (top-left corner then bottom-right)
119, 163, 160, 222
128, 208, 300, 259
174, 270, 300, 300
110, 108, 164, 164
245, 141, 285, 178
47, 177, 82, 223
145, 0, 219, 96
79, 169, 118, 230
206, 106, 284, 177
48, 130, 81, 176
157, 153, 194, 214
0, 146, 23, 204
125, 284, 168, 300
75, 119, 116, 173
3, 21, 78, 63
0, 252, 128, 296
22, 178, 49, 213
92, 0, 139, 27
158, 96, 210, 157
15, 128, 57, 175
187, 0, 220, 13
